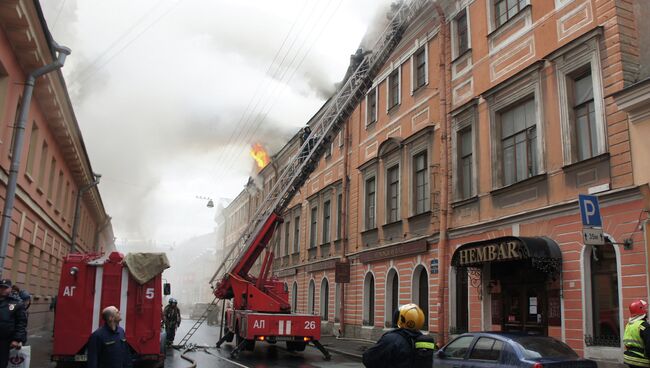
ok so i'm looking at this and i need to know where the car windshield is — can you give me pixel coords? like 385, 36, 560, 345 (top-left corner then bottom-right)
513, 336, 578, 359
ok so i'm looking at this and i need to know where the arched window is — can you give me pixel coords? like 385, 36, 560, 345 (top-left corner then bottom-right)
308, 279, 315, 315
385, 269, 399, 327
320, 278, 329, 321
291, 281, 298, 312
412, 265, 429, 330
363, 272, 375, 326
586, 239, 620, 346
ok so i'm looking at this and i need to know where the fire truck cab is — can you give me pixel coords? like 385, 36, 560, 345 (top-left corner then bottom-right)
52, 251, 169, 367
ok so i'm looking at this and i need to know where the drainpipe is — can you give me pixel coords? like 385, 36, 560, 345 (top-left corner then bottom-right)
338, 107, 352, 336
0, 42, 71, 277
433, 4, 451, 345
70, 173, 101, 253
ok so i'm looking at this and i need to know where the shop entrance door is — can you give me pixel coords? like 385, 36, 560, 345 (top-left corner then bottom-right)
500, 268, 548, 335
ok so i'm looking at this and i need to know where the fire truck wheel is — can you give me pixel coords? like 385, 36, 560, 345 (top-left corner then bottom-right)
235, 332, 255, 351
224, 327, 234, 342
286, 341, 307, 352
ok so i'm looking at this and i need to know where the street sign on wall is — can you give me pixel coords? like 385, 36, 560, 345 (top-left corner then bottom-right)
579, 194, 602, 227
582, 227, 605, 246
430, 259, 439, 274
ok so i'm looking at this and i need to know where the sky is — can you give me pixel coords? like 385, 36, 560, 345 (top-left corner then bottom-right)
41, 0, 394, 248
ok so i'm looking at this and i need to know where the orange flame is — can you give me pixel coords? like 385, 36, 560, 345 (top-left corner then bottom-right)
250, 143, 270, 170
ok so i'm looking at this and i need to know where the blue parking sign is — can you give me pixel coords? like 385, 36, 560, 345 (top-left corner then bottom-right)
579, 194, 602, 227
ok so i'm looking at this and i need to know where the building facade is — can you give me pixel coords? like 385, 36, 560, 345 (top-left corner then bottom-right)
0, 0, 113, 331
218, 0, 650, 364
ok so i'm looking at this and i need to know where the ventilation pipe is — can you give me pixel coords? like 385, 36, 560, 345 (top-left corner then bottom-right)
0, 42, 71, 277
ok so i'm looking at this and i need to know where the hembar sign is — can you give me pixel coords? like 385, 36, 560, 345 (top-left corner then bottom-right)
458, 241, 527, 266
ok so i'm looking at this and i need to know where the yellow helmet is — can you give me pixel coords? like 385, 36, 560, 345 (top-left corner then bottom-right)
397, 303, 425, 330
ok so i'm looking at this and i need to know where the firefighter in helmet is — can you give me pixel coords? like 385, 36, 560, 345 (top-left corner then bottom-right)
163, 298, 181, 346
362, 303, 435, 368
624, 299, 650, 368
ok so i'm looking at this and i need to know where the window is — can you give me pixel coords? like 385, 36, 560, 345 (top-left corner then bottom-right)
365, 177, 376, 229
68, 190, 76, 221
444, 335, 474, 359
291, 282, 298, 312
414, 48, 427, 90
322, 200, 331, 244
367, 88, 377, 125
388, 69, 400, 110
38, 142, 48, 188
284, 220, 290, 256
413, 265, 428, 329
320, 278, 329, 321
386, 269, 399, 327
386, 165, 399, 222
8, 98, 20, 157
455, 267, 469, 333
47, 158, 56, 199
336, 193, 343, 239
500, 98, 537, 186
308, 279, 315, 314
589, 241, 620, 345
455, 9, 469, 56
363, 273, 375, 326
25, 122, 38, 176
494, 0, 527, 28
56, 171, 64, 209
469, 338, 504, 361
571, 71, 598, 161
309, 207, 318, 248
293, 215, 300, 253
63, 182, 70, 218
459, 128, 473, 198
413, 152, 428, 214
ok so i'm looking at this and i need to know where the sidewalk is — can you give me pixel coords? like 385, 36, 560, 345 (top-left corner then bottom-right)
319, 335, 375, 360
27, 328, 55, 368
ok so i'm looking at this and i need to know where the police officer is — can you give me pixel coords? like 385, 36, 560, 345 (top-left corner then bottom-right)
163, 298, 181, 346
87, 306, 132, 368
624, 299, 650, 368
362, 303, 435, 368
0, 279, 27, 368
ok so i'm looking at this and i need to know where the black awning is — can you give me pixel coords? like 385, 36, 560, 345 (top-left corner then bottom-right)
451, 236, 562, 275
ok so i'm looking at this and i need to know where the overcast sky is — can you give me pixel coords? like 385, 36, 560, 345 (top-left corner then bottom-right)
41, 0, 393, 247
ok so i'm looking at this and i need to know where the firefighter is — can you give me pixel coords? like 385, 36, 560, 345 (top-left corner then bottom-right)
163, 298, 181, 346
624, 299, 650, 368
87, 306, 132, 368
362, 303, 435, 368
0, 279, 27, 368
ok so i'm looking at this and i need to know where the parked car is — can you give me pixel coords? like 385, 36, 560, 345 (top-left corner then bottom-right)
435, 332, 597, 368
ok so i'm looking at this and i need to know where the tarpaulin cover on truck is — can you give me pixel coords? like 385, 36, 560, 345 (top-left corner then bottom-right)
124, 252, 170, 285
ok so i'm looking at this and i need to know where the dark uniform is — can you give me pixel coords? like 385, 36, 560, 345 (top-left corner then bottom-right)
0, 294, 27, 368
87, 324, 132, 368
163, 303, 181, 344
362, 328, 422, 368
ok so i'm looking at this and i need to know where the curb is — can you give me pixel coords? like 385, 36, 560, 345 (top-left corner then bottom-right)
325, 347, 363, 360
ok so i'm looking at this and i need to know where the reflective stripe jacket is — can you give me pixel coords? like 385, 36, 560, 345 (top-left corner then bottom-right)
624, 318, 650, 367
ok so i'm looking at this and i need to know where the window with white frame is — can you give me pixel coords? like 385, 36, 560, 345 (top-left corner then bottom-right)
494, 0, 528, 28
322, 199, 331, 244
386, 165, 400, 222
365, 176, 376, 229
367, 88, 378, 125
553, 35, 606, 165
414, 48, 427, 91
454, 9, 470, 57
500, 98, 538, 186
413, 151, 429, 214
387, 69, 400, 110
459, 127, 473, 199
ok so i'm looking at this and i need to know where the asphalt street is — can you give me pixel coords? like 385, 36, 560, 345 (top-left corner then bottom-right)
169, 320, 363, 368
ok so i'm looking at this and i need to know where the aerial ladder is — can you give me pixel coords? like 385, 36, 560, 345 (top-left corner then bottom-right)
177, 0, 431, 358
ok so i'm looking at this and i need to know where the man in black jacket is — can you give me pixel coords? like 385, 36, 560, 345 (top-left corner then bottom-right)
87, 306, 132, 368
0, 279, 27, 368
363, 303, 432, 368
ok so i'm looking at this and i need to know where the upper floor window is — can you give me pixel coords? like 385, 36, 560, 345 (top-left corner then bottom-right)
38, 142, 48, 188
322, 200, 331, 244
309, 206, 318, 248
25, 122, 38, 177
284, 219, 291, 256
367, 88, 378, 125
387, 69, 400, 110
365, 177, 376, 229
413, 152, 428, 215
293, 215, 300, 253
386, 165, 400, 223
414, 48, 427, 90
495, 0, 527, 28
500, 98, 538, 186
336, 192, 343, 239
47, 158, 56, 200
459, 127, 473, 199
455, 9, 469, 56
571, 71, 598, 161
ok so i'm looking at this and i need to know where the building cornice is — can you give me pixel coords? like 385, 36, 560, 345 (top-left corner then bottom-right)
614, 78, 650, 125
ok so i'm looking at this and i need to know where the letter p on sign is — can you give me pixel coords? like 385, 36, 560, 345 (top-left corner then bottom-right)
579, 194, 602, 227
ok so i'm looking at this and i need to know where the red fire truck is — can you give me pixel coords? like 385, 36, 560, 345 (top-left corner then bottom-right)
51, 251, 168, 367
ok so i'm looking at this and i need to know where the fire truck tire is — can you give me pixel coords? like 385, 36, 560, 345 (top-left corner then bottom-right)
235, 329, 255, 351
286, 341, 307, 352
224, 327, 234, 342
